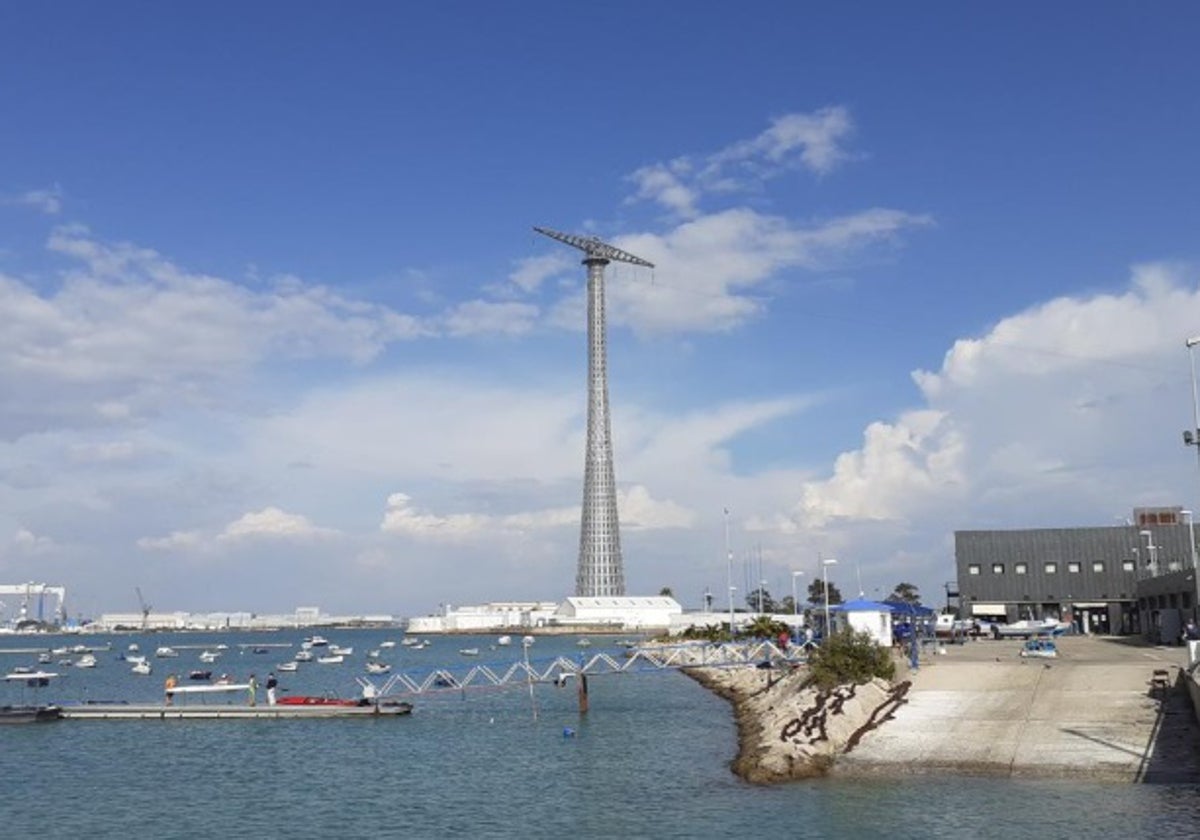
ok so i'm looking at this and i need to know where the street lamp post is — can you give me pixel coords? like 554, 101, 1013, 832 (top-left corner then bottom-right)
822, 558, 839, 638
759, 579, 767, 614
728, 585, 737, 639
791, 571, 804, 616
792, 570, 805, 644
1139, 530, 1159, 572
1183, 510, 1199, 571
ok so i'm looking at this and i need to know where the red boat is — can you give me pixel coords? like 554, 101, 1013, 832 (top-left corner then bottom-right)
276, 695, 413, 714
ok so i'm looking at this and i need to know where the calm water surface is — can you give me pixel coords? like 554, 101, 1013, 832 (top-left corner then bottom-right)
3, 629, 1199, 838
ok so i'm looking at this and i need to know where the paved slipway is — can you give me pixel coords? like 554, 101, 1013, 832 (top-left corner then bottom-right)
837, 636, 1200, 782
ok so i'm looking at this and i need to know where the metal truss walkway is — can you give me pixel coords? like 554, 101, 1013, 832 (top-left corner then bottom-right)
370, 641, 806, 697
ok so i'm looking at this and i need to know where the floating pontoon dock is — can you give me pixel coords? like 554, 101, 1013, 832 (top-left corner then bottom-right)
59, 682, 412, 720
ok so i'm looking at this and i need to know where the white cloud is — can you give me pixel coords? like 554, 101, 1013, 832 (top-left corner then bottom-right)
6, 186, 63, 215
380, 484, 694, 542
508, 253, 573, 294
627, 107, 855, 218
576, 207, 933, 335
441, 299, 539, 337
219, 507, 338, 542
11, 527, 55, 553
788, 262, 1200, 542
137, 530, 204, 552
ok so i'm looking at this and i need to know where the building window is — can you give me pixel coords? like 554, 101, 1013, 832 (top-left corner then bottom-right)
1122, 560, 1135, 572
968, 564, 981, 575
1015, 563, 1027, 575
992, 563, 1005, 575
1044, 562, 1057, 574
1068, 562, 1081, 573
1092, 561, 1105, 573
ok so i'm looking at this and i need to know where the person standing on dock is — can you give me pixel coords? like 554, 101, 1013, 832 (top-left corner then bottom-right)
248, 674, 257, 707
266, 672, 277, 706
164, 674, 177, 706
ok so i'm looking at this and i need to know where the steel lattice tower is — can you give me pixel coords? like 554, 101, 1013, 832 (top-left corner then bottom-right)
533, 227, 654, 596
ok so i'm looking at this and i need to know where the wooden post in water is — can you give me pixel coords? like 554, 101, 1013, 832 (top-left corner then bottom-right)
577, 673, 589, 714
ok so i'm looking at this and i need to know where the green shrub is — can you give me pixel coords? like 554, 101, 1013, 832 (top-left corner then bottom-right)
807, 628, 896, 689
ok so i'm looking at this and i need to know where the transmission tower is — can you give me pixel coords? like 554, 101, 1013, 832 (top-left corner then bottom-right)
533, 226, 654, 597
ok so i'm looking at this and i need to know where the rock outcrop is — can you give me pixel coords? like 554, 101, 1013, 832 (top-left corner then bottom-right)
683, 664, 910, 783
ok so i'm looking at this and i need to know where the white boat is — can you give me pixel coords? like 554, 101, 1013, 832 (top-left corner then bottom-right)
37, 652, 51, 664
379, 640, 397, 649
365, 661, 391, 674
989, 619, 1070, 639
155, 646, 179, 658
316, 654, 344, 665
521, 636, 535, 647
308, 635, 329, 647
75, 654, 97, 668
198, 650, 221, 663
131, 660, 152, 675
294, 650, 314, 662
458, 648, 479, 657
125, 655, 147, 666
330, 646, 354, 656
368, 649, 381, 658
127, 643, 139, 652
497, 635, 512, 646
410, 641, 428, 650
276, 661, 298, 672
576, 638, 592, 648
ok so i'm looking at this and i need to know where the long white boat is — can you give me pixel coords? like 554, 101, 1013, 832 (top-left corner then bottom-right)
60, 682, 413, 720
989, 618, 1071, 639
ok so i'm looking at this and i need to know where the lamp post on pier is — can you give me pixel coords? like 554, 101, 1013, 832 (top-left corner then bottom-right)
728, 586, 737, 640
822, 558, 838, 637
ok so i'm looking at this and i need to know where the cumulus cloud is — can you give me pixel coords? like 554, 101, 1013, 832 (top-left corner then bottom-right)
11, 527, 55, 553
440, 299, 539, 337
627, 107, 855, 218
219, 507, 338, 542
788, 262, 1200, 540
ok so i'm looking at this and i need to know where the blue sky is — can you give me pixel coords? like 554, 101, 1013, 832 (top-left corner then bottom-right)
3, 3, 1200, 619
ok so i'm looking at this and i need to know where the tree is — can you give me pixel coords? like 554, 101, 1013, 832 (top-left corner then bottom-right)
808, 578, 844, 606
741, 613, 790, 640
886, 582, 921, 605
745, 587, 777, 614
807, 628, 896, 689
778, 595, 797, 615
659, 586, 674, 599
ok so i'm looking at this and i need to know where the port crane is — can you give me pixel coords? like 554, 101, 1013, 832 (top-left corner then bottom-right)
135, 586, 151, 630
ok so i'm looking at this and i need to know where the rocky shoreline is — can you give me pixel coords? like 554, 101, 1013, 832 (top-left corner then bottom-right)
682, 662, 911, 784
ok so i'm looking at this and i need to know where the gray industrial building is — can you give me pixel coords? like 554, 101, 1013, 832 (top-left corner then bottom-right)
955, 506, 1200, 641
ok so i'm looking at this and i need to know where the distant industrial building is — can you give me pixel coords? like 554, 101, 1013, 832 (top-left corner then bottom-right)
955, 506, 1200, 641
84, 606, 395, 632
407, 596, 683, 634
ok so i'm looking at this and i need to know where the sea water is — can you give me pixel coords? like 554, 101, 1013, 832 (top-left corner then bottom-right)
2, 629, 1198, 839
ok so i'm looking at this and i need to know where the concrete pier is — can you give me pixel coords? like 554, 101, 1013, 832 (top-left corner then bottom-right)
837, 636, 1200, 782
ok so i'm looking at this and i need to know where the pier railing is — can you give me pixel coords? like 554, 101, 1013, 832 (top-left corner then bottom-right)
375, 640, 805, 696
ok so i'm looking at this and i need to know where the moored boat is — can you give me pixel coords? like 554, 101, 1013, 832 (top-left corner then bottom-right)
316, 654, 344, 665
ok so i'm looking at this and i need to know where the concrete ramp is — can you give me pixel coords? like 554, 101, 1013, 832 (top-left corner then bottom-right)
836, 637, 1200, 782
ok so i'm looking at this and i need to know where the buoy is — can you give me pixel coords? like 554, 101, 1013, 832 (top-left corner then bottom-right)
562, 727, 576, 738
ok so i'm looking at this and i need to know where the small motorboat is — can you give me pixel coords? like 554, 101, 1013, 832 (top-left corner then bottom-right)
37, 652, 51, 664
1019, 639, 1058, 659
127, 643, 140, 652
131, 660, 152, 676
276, 662, 298, 672
308, 635, 329, 647
75, 654, 97, 669
366, 661, 391, 674
521, 636, 535, 647
316, 655, 344, 665
380, 640, 397, 649
199, 650, 221, 663
188, 670, 212, 681
126, 655, 147, 666
330, 646, 354, 656
294, 650, 314, 662
458, 648, 479, 657
576, 638, 592, 648
155, 647, 179, 658
497, 635, 512, 646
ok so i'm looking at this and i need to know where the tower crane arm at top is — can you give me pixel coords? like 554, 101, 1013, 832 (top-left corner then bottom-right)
533, 226, 654, 268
